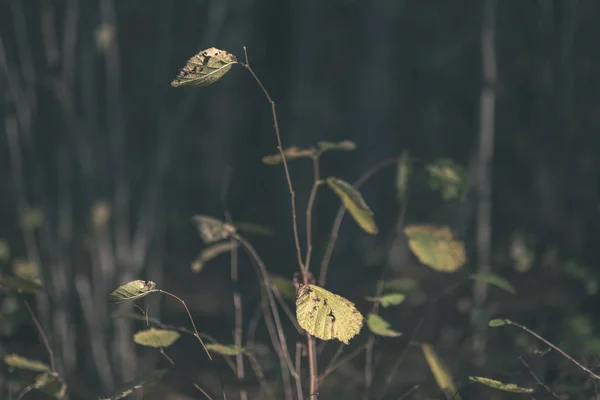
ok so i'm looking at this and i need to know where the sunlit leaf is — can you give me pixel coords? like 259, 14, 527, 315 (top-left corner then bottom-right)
192, 241, 239, 273
396, 151, 411, 201
235, 221, 274, 236
26, 372, 67, 399
171, 47, 237, 88
317, 140, 356, 153
100, 370, 166, 400
0, 239, 10, 262
365, 293, 406, 308
270, 274, 296, 302
366, 314, 402, 337
262, 146, 316, 165
3, 354, 50, 372
134, 328, 180, 348
469, 377, 534, 393
469, 273, 516, 295
296, 284, 363, 344
0, 275, 44, 294
488, 319, 507, 327
426, 159, 467, 201
422, 344, 461, 399
326, 177, 378, 234
107, 280, 156, 304
404, 225, 466, 272
205, 343, 245, 356
193, 215, 236, 244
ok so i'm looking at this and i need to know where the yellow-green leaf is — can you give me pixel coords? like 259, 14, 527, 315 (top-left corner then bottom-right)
107, 280, 156, 304
3, 354, 50, 372
366, 314, 402, 337
205, 343, 245, 356
0, 275, 44, 294
326, 177, 378, 234
193, 215, 236, 244
270, 274, 297, 302
100, 370, 166, 400
0, 239, 10, 261
365, 293, 406, 308
404, 225, 466, 272
33, 372, 67, 399
469, 273, 516, 295
426, 159, 467, 201
296, 284, 363, 344
488, 319, 508, 328
192, 241, 239, 273
469, 376, 534, 393
262, 146, 316, 165
171, 48, 237, 88
396, 151, 411, 201
422, 344, 461, 399
21, 208, 44, 230
317, 140, 356, 153
134, 328, 180, 348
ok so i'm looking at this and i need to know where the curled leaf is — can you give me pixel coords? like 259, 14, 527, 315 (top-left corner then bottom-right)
134, 328, 180, 348
171, 48, 237, 88
326, 177, 378, 234
469, 376, 534, 393
404, 225, 466, 272
193, 215, 236, 244
107, 280, 156, 304
469, 273, 516, 295
3, 354, 50, 372
366, 314, 402, 337
262, 146, 316, 165
296, 284, 363, 344
100, 370, 166, 400
426, 159, 467, 201
422, 344, 461, 399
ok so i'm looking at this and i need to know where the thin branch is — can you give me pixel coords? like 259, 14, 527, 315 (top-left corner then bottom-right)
318, 344, 366, 385
304, 155, 322, 273
518, 356, 561, 399
505, 319, 600, 381
23, 301, 55, 372
295, 342, 304, 400
194, 383, 215, 400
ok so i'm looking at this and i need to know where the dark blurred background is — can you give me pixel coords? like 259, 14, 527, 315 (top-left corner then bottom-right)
1, 1, 600, 399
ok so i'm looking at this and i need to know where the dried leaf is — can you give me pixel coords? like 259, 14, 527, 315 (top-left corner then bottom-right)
107, 280, 156, 304
262, 146, 316, 165
171, 48, 237, 88
193, 215, 236, 244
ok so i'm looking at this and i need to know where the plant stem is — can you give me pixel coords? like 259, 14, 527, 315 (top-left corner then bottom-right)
505, 319, 600, 381
23, 300, 55, 372
157, 290, 211, 360
295, 342, 305, 400
304, 155, 321, 274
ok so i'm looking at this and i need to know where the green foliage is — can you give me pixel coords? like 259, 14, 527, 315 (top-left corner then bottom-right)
425, 159, 467, 200
0, 274, 44, 294
3, 354, 50, 372
171, 48, 237, 88
205, 343, 245, 356
270, 274, 297, 301
133, 328, 180, 348
469, 376, 534, 393
326, 177, 378, 234
107, 280, 156, 304
0, 239, 10, 261
365, 293, 406, 308
366, 313, 402, 337
296, 284, 363, 344
469, 273, 517, 295
404, 225, 466, 272
488, 319, 508, 327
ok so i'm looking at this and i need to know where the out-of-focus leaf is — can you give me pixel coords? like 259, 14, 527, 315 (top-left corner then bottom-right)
192, 241, 239, 273
3, 354, 50, 372
235, 221, 274, 236
12, 258, 40, 280
469, 273, 516, 295
171, 48, 237, 88
366, 314, 402, 337
0, 239, 10, 262
365, 293, 406, 308
488, 319, 508, 327
193, 215, 236, 244
0, 275, 44, 294
205, 343, 245, 356
382, 278, 418, 294
134, 328, 180, 348
326, 177, 378, 234
509, 232, 535, 272
21, 208, 44, 230
107, 280, 156, 304
422, 344, 461, 399
396, 151, 411, 201
404, 225, 466, 272
469, 377, 534, 393
296, 284, 363, 344
91, 200, 111, 227
270, 274, 296, 302
100, 370, 166, 400
426, 159, 467, 201
262, 146, 316, 165
317, 140, 356, 153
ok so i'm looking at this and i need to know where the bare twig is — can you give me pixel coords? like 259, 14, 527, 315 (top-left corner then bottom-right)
505, 319, 600, 381
518, 356, 561, 399
318, 344, 366, 385
194, 383, 215, 400
23, 301, 55, 372
304, 155, 322, 273
295, 342, 305, 400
